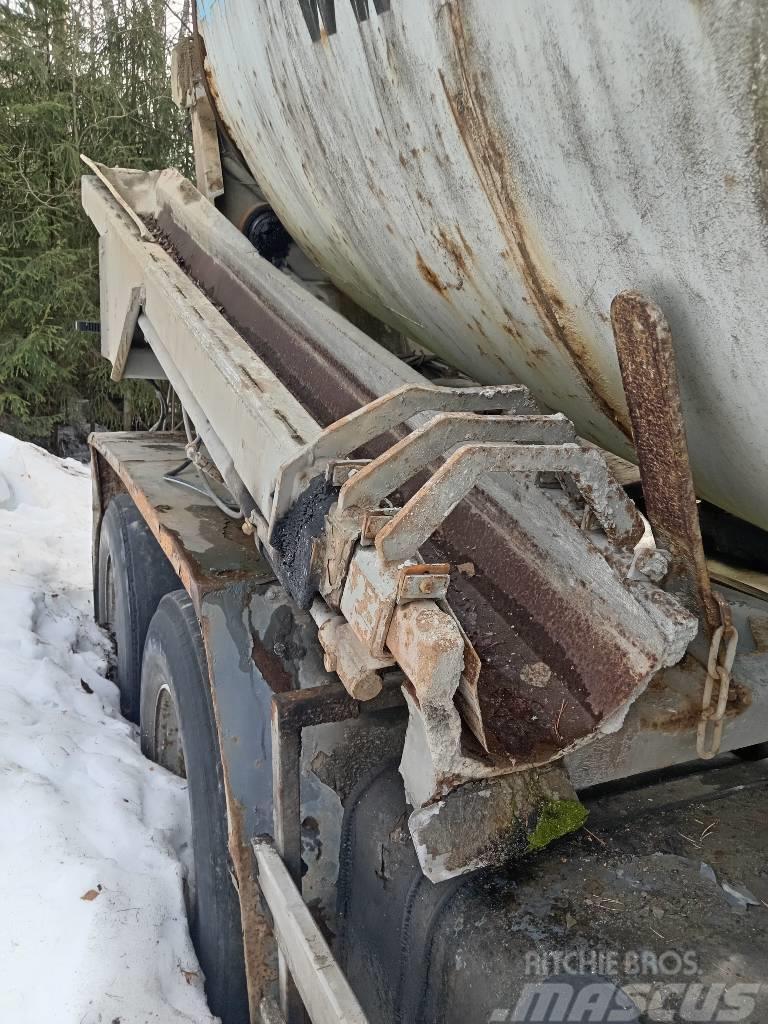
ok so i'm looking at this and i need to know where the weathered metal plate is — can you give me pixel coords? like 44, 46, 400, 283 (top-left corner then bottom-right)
83, 170, 319, 522
197, 0, 768, 532
90, 431, 274, 608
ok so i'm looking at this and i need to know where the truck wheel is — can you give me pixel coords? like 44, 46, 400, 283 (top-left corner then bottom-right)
96, 493, 179, 722
140, 591, 250, 1024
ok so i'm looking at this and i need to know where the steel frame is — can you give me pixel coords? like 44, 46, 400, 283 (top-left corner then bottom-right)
252, 839, 368, 1024
270, 681, 404, 1023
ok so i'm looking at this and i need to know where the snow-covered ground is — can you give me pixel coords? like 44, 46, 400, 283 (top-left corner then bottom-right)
0, 433, 216, 1023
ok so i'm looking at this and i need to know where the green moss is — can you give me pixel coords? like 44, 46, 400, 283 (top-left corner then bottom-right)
527, 798, 588, 852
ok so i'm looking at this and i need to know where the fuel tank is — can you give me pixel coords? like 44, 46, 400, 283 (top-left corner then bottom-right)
196, 0, 768, 530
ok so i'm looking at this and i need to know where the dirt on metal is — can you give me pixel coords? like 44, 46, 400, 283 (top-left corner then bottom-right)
641, 659, 752, 734
152, 209, 372, 429
90, 433, 270, 612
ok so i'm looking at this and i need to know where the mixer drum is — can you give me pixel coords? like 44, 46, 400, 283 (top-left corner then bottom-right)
197, 0, 768, 530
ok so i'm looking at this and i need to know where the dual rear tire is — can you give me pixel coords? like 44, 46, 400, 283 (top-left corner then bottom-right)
96, 494, 179, 723
97, 494, 249, 1023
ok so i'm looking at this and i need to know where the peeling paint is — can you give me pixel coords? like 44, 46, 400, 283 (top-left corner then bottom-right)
197, 0, 768, 531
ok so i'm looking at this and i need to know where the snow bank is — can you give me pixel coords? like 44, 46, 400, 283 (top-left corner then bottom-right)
0, 434, 217, 1024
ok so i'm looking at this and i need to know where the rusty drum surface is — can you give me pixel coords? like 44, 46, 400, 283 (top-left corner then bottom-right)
197, 0, 768, 530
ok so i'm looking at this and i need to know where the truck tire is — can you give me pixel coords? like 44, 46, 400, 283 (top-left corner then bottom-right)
96, 493, 179, 722
140, 591, 249, 1024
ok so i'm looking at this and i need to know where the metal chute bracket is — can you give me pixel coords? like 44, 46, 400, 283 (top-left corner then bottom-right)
368, 439, 648, 566
304, 382, 661, 587
276, 383, 697, 810
267, 381, 536, 538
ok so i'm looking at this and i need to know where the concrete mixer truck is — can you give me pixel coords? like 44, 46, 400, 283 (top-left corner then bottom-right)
79, 3, 768, 1022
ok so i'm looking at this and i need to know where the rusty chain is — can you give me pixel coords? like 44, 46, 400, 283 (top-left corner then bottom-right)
696, 595, 738, 759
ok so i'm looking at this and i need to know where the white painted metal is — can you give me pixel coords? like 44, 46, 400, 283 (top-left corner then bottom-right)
259, 997, 287, 1024
197, 0, 768, 531
375, 442, 647, 565
336, 412, 574, 512
82, 170, 319, 519
136, 314, 249, 505
269, 381, 532, 534
252, 839, 369, 1024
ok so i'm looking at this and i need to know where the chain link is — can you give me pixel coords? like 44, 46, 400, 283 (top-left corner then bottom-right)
696, 599, 738, 759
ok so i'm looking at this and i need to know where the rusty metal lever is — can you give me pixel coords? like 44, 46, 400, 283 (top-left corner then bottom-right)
610, 291, 721, 632
610, 291, 737, 758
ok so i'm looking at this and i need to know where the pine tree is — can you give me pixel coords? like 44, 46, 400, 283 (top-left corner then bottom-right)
0, 0, 190, 441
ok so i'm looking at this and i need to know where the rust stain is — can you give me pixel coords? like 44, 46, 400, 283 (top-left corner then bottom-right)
641, 677, 751, 734
455, 223, 474, 256
438, 2, 630, 438
91, 440, 267, 620
239, 366, 265, 393
199, 613, 276, 1017
471, 317, 489, 338
251, 637, 294, 693
748, 615, 768, 653
416, 251, 449, 296
273, 407, 307, 445
417, 482, 641, 764
435, 227, 469, 276
226, 799, 277, 1016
